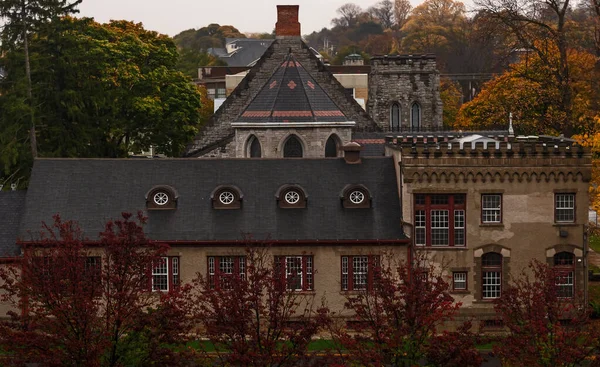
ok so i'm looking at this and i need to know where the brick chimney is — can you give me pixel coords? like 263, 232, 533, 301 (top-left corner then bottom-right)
275, 5, 301, 38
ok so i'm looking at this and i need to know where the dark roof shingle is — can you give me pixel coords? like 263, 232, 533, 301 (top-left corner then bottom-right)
21, 158, 406, 242
0, 190, 26, 257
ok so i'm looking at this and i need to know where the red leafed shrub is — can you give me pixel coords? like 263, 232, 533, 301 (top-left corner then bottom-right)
0, 212, 195, 367
493, 259, 600, 367
190, 245, 331, 367
330, 252, 481, 367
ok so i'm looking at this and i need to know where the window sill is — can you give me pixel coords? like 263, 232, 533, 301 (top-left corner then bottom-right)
553, 223, 579, 227
450, 290, 470, 294
415, 246, 469, 250
480, 223, 504, 228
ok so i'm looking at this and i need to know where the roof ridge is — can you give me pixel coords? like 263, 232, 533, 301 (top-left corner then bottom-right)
290, 53, 317, 122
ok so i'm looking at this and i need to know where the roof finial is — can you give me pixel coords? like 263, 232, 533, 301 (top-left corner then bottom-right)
508, 112, 514, 137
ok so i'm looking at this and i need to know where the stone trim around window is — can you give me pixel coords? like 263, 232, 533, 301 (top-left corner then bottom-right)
340, 184, 372, 209
145, 185, 178, 210
211, 185, 244, 209
473, 245, 511, 301
275, 184, 308, 209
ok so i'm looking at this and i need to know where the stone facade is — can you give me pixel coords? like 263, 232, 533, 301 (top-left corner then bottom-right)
234, 126, 352, 158
386, 135, 591, 327
367, 55, 443, 131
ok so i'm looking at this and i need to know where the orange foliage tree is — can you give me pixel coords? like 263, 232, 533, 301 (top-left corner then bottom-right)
456, 46, 598, 136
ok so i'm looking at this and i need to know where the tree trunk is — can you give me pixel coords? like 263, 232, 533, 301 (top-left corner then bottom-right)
22, 2, 38, 158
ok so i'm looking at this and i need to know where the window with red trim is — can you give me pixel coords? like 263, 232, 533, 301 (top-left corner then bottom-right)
414, 194, 466, 247
208, 256, 246, 290
275, 255, 313, 291
341, 255, 380, 291
152, 256, 180, 292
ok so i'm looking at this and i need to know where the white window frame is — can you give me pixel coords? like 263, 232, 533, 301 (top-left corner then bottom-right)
152, 257, 169, 292
482, 194, 502, 223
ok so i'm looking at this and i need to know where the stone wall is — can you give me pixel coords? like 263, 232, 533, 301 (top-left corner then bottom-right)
235, 127, 353, 158
387, 136, 592, 326
367, 55, 442, 130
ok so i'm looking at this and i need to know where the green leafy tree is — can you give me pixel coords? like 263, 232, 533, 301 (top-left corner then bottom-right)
0, 0, 82, 161
0, 17, 203, 185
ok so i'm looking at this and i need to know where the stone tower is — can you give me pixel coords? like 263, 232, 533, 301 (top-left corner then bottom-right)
367, 55, 443, 131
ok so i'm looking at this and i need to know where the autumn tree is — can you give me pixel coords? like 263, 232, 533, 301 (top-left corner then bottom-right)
393, 0, 412, 29
0, 17, 203, 186
190, 246, 331, 367
330, 252, 481, 367
0, 0, 82, 160
401, 0, 468, 71
493, 259, 600, 367
0, 212, 195, 367
368, 0, 395, 30
456, 46, 597, 135
440, 78, 463, 128
332, 3, 363, 28
474, 0, 576, 135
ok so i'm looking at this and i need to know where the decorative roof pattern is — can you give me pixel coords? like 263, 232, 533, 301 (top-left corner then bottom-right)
237, 53, 347, 123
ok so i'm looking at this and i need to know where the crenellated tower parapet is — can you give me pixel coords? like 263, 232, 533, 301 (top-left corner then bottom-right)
386, 134, 592, 184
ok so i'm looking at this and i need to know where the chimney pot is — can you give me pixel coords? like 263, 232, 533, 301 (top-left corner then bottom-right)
342, 142, 363, 164
275, 5, 301, 38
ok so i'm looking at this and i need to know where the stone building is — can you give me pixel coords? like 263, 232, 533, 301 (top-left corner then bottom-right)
186, 5, 442, 159
386, 133, 591, 323
0, 4, 592, 328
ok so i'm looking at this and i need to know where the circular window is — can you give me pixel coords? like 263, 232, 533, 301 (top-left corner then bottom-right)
284, 190, 300, 204
349, 190, 365, 204
219, 191, 235, 205
153, 192, 169, 206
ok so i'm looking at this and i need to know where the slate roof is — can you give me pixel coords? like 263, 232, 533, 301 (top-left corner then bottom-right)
0, 190, 26, 257
209, 39, 275, 67
20, 158, 406, 243
237, 53, 347, 123
185, 38, 378, 157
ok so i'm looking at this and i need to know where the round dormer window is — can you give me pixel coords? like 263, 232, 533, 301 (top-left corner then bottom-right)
153, 192, 169, 206
284, 190, 300, 205
349, 190, 365, 204
219, 191, 235, 205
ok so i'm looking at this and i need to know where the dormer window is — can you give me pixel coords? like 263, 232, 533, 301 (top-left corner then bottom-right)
211, 185, 243, 209
276, 185, 307, 208
146, 185, 178, 210
341, 185, 371, 208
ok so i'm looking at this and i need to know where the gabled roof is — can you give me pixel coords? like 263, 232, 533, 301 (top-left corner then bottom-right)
237, 54, 347, 123
20, 158, 406, 242
0, 190, 26, 257
185, 38, 377, 157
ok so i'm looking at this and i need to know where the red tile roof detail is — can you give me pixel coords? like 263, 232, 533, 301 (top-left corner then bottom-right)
269, 81, 277, 89
314, 111, 345, 117
242, 111, 272, 117
272, 111, 313, 117
287, 80, 297, 89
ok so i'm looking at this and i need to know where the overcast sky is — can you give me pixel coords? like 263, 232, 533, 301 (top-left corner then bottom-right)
76, 0, 475, 37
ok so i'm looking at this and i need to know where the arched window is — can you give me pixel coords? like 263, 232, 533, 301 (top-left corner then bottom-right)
482, 252, 502, 299
390, 103, 400, 131
325, 135, 338, 157
247, 135, 262, 158
411, 102, 421, 131
283, 135, 303, 158
554, 252, 574, 298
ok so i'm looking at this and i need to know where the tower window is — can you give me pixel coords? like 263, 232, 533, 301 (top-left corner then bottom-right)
390, 103, 400, 131
411, 103, 421, 131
